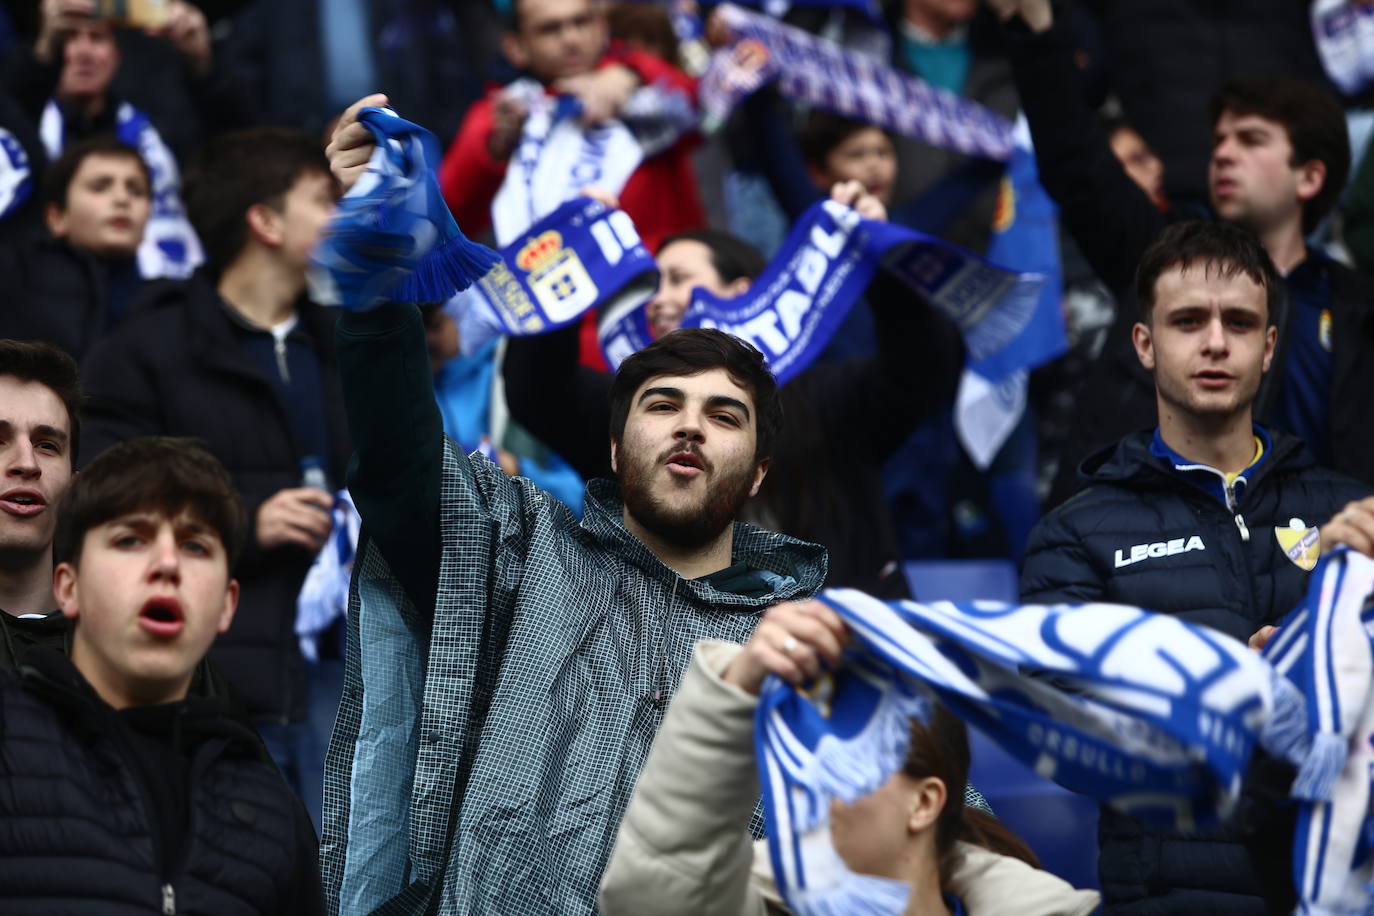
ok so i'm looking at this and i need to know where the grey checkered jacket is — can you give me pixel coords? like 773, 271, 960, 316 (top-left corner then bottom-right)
321, 438, 827, 915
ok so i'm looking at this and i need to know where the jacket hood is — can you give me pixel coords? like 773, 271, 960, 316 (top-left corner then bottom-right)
1079, 427, 1314, 489
581, 479, 827, 608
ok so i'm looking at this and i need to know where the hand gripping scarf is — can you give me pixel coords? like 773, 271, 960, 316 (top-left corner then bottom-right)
307, 107, 499, 311
1261, 548, 1374, 915
757, 589, 1299, 916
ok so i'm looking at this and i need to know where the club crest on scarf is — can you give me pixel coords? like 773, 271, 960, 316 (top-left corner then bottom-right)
756, 588, 1290, 915
445, 196, 658, 358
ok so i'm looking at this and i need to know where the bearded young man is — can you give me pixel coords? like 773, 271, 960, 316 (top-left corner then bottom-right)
320, 132, 825, 914
1021, 220, 1374, 916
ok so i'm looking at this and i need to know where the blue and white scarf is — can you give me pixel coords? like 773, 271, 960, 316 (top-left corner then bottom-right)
697, 4, 1062, 465
1262, 549, 1374, 916
490, 77, 696, 246
1312, 0, 1374, 96
448, 196, 658, 358
0, 126, 32, 219
757, 589, 1294, 915
699, 3, 1013, 159
308, 107, 499, 311
39, 99, 203, 279
598, 198, 1063, 466
295, 489, 361, 663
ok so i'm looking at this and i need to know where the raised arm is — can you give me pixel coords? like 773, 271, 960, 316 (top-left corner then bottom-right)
336, 303, 443, 619
995, 0, 1166, 297
502, 324, 614, 483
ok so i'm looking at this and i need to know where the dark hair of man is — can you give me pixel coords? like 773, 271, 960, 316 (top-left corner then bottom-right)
904, 704, 1040, 888
39, 135, 151, 212
1208, 77, 1350, 234
608, 328, 782, 461
0, 339, 82, 466
796, 109, 888, 170
53, 436, 245, 570
606, 2, 681, 68
1134, 220, 1281, 326
182, 127, 333, 275
658, 229, 767, 285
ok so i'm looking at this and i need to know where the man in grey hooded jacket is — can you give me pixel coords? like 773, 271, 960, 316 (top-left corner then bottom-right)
319, 103, 828, 912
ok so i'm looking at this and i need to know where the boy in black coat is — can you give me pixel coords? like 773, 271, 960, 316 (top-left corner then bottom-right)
0, 436, 323, 914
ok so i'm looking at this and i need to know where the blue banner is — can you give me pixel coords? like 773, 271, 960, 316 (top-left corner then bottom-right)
452, 197, 659, 356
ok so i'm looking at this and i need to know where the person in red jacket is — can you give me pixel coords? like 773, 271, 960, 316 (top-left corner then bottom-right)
437, 0, 704, 255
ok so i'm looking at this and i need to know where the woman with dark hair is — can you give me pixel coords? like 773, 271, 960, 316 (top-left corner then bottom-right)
599, 600, 1100, 915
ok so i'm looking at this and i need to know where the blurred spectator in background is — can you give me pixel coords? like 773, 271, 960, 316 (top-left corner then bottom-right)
883, 0, 1017, 253
0, 136, 147, 359
606, 0, 682, 67
219, 0, 497, 143
439, 0, 703, 253
1074, 0, 1336, 208
1, 0, 252, 274
505, 182, 964, 597
995, 0, 1374, 506
78, 127, 350, 828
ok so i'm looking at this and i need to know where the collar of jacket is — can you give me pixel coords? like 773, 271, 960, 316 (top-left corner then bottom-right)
130, 269, 341, 380
15, 646, 266, 761
580, 478, 827, 607
1077, 426, 1312, 498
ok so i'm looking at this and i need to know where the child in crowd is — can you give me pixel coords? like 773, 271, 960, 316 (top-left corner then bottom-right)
0, 436, 323, 913
0, 136, 149, 360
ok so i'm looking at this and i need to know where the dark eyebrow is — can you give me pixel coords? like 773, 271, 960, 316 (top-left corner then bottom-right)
705, 395, 751, 423
33, 425, 69, 447
638, 386, 685, 405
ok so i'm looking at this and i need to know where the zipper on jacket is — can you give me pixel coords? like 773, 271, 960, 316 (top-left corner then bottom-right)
273, 335, 291, 383
161, 883, 176, 914
651, 577, 680, 708
1223, 479, 1250, 542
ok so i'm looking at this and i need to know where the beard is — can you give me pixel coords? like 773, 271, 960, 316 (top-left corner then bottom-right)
1155, 363, 1260, 423
618, 443, 758, 549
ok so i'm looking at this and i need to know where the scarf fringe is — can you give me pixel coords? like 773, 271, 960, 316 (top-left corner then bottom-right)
808, 695, 919, 823
1293, 732, 1350, 802
393, 230, 499, 304
1262, 671, 1316, 768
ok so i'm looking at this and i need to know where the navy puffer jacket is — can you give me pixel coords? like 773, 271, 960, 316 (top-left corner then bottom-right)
1021, 427, 1370, 914
0, 649, 323, 915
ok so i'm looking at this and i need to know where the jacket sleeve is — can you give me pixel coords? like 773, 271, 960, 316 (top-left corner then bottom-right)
1019, 504, 1107, 604
335, 304, 444, 617
599, 640, 771, 916
1344, 135, 1374, 277
738, 87, 823, 223
79, 331, 166, 463
502, 323, 614, 483
606, 45, 697, 101
810, 269, 965, 464
1001, 10, 1165, 297
438, 95, 506, 238
950, 842, 1100, 916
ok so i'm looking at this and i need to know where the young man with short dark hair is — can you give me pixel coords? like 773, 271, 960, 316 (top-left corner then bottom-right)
1021, 220, 1374, 915
0, 436, 324, 914
79, 127, 351, 826
320, 98, 827, 915
0, 136, 150, 360
0, 340, 80, 629
992, 0, 1374, 503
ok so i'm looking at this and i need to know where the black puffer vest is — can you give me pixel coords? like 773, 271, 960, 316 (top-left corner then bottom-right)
0, 650, 319, 914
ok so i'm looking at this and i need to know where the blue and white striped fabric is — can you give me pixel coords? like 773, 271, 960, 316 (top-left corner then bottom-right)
756, 589, 1295, 916
1262, 549, 1374, 916
700, 3, 1014, 159
295, 489, 362, 663
308, 107, 499, 311
0, 127, 32, 221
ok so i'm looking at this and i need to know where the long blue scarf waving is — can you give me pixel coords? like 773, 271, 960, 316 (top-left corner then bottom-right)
757, 589, 1298, 915
308, 107, 499, 311
1261, 549, 1374, 915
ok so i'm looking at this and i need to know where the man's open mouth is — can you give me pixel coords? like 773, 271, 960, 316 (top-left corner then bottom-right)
0, 489, 46, 517
139, 597, 186, 637
666, 451, 705, 476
